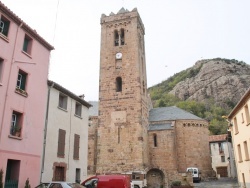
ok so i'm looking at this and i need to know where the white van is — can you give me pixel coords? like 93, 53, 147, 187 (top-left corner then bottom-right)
186, 167, 201, 183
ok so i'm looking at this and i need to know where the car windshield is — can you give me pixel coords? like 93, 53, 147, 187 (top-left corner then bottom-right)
67, 183, 86, 188
35, 183, 50, 188
187, 169, 193, 173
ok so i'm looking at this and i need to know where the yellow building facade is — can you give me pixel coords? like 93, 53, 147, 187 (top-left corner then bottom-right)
228, 87, 250, 188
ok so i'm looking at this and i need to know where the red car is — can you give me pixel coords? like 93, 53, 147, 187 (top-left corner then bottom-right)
81, 175, 132, 188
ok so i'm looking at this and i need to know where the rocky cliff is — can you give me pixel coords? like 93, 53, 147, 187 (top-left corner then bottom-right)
168, 58, 250, 108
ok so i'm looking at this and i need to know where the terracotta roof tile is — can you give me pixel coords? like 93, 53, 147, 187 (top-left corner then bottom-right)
209, 134, 227, 142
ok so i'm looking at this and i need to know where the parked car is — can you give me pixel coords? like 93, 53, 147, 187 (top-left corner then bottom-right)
81, 175, 132, 188
35, 182, 86, 188
186, 167, 201, 182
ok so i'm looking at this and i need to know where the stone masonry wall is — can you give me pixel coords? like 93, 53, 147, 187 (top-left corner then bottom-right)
148, 128, 177, 171
87, 116, 98, 175
96, 8, 149, 174
175, 120, 213, 178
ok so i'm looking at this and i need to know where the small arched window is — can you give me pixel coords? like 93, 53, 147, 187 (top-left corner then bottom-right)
120, 29, 125, 45
114, 30, 119, 46
114, 29, 125, 46
153, 134, 157, 147
116, 77, 122, 92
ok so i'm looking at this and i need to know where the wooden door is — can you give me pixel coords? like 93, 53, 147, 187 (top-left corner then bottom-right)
54, 167, 65, 181
216, 167, 228, 177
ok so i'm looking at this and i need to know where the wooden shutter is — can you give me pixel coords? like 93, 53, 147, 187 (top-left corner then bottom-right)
73, 134, 80, 160
57, 129, 66, 157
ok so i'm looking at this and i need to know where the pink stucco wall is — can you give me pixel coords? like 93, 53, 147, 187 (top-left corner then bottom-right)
0, 2, 53, 187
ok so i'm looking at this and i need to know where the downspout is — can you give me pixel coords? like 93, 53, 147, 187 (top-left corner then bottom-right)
0, 22, 23, 143
67, 98, 73, 174
40, 81, 54, 183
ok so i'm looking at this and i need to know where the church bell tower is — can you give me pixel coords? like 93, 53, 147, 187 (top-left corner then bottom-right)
97, 8, 149, 174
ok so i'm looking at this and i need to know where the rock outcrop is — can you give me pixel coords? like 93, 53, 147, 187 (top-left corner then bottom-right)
169, 59, 250, 108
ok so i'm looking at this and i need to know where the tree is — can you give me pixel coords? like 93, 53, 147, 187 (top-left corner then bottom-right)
24, 178, 31, 188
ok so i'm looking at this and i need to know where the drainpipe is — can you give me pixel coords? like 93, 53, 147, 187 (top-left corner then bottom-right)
40, 81, 54, 183
68, 98, 73, 172
0, 22, 23, 144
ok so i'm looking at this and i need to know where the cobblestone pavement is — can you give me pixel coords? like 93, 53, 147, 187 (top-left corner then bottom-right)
193, 178, 239, 188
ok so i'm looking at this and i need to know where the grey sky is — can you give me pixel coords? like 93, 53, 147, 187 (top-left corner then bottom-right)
2, 0, 250, 101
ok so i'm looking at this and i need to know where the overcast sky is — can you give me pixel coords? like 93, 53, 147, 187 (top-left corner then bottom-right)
1, 0, 250, 101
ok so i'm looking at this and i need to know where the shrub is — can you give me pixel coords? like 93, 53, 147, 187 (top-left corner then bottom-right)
0, 169, 3, 188
171, 181, 181, 186
24, 178, 31, 188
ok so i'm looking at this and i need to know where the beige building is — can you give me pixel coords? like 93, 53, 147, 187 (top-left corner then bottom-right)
209, 134, 237, 178
88, 8, 212, 188
41, 81, 91, 183
228, 87, 250, 188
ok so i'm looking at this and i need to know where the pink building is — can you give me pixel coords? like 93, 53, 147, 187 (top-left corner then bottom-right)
0, 2, 54, 188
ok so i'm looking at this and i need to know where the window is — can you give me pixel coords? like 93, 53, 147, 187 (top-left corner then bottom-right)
75, 168, 81, 183
0, 15, 10, 37
114, 29, 125, 46
0, 58, 3, 83
22, 34, 33, 55
221, 156, 225, 162
10, 111, 22, 137
57, 129, 66, 157
114, 30, 119, 46
120, 29, 125, 45
73, 134, 80, 160
59, 93, 68, 110
241, 113, 244, 123
233, 117, 239, 134
243, 141, 249, 160
237, 144, 243, 162
75, 103, 82, 117
242, 173, 246, 188
142, 81, 145, 94
244, 105, 250, 125
16, 70, 28, 95
153, 134, 157, 147
116, 77, 122, 92
219, 142, 224, 154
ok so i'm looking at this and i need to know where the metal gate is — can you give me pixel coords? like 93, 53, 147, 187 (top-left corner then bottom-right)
4, 180, 18, 188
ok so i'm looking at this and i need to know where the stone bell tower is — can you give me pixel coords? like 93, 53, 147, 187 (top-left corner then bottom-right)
96, 8, 149, 174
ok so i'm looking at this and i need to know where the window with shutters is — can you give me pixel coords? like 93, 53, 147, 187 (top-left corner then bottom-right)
22, 34, 33, 55
73, 134, 80, 160
0, 15, 10, 38
57, 129, 66, 158
15, 69, 28, 96
244, 104, 250, 125
244, 141, 249, 161
0, 58, 3, 84
237, 144, 243, 162
233, 117, 239, 134
10, 111, 23, 137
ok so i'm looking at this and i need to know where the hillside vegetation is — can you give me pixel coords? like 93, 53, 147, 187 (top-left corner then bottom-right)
148, 58, 250, 135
